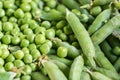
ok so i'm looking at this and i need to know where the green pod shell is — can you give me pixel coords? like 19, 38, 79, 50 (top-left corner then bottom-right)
80, 71, 91, 80
69, 56, 84, 80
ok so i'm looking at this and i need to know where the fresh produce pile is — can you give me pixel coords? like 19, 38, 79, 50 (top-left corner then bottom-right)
0, 0, 120, 80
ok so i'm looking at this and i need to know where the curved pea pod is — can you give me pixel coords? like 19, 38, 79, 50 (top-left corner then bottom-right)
51, 60, 70, 77
80, 71, 91, 80
94, 67, 120, 80
91, 14, 120, 45
48, 55, 72, 66
40, 9, 64, 21
53, 38, 80, 59
69, 55, 84, 80
31, 72, 50, 80
95, 45, 116, 72
114, 57, 120, 72
66, 10, 96, 67
42, 60, 68, 80
88, 71, 112, 80
100, 40, 117, 63
88, 9, 111, 35
93, 0, 114, 6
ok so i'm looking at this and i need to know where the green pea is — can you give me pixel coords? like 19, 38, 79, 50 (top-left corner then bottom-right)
41, 21, 51, 29
20, 39, 30, 47
0, 58, 4, 66
0, 1, 3, 8
72, 42, 80, 49
44, 6, 51, 12
59, 33, 68, 41
29, 20, 39, 30
34, 26, 46, 34
56, 20, 66, 29
23, 65, 32, 75
26, 34, 35, 43
39, 43, 50, 54
13, 50, 24, 59
63, 25, 73, 35
90, 6, 102, 16
9, 17, 17, 23
29, 63, 37, 71
46, 0, 57, 8
56, 29, 63, 36
5, 62, 14, 71
0, 9, 5, 17
20, 3, 31, 12
6, 9, 15, 17
30, 49, 41, 60
1, 16, 8, 22
23, 53, 33, 64
28, 43, 36, 51
3, 0, 14, 9
112, 46, 120, 56
72, 9, 81, 16
3, 22, 13, 32
23, 28, 33, 35
20, 24, 29, 31
21, 75, 31, 80
11, 36, 20, 45
35, 34, 46, 44
44, 40, 52, 48
45, 29, 55, 39
14, 60, 24, 68
1, 49, 10, 59
2, 35, 11, 45
0, 65, 5, 73
6, 54, 15, 62
0, 32, 4, 39
22, 47, 30, 54
32, 8, 41, 18
24, 12, 32, 19
57, 46, 68, 58
30, 1, 38, 10
14, 8, 24, 18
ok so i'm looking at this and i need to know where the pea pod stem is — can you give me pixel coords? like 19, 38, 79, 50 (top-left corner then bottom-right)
66, 10, 96, 67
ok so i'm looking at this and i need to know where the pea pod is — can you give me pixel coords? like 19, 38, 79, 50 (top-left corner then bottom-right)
94, 67, 120, 80
91, 14, 120, 44
93, 0, 114, 6
78, 0, 91, 5
88, 9, 111, 35
69, 56, 84, 80
114, 57, 120, 71
88, 71, 112, 80
48, 55, 72, 66
80, 71, 91, 80
42, 60, 68, 80
95, 45, 116, 72
51, 60, 70, 77
100, 40, 117, 63
31, 72, 50, 80
66, 10, 96, 67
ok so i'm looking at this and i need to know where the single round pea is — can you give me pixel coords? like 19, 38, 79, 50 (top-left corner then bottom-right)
10, 29, 19, 36
20, 39, 30, 48
3, 22, 13, 32
46, 0, 57, 8
21, 75, 31, 80
45, 29, 55, 39
6, 54, 15, 62
20, 24, 29, 31
1, 49, 10, 59
30, 1, 38, 10
32, 8, 41, 18
0, 65, 6, 73
63, 25, 73, 35
22, 47, 30, 54
59, 33, 68, 41
6, 8, 14, 17
34, 26, 46, 34
0, 44, 8, 49
19, 34, 26, 41
29, 63, 37, 71
26, 34, 35, 43
72, 9, 81, 16
11, 36, 20, 45
0, 9, 5, 17
72, 42, 80, 48
39, 43, 50, 54
35, 34, 46, 44
44, 40, 52, 48
90, 6, 102, 16
80, 14, 89, 22
23, 28, 33, 35
0, 1, 3, 8
0, 58, 4, 66
0, 32, 4, 39
112, 46, 120, 55
3, 0, 14, 9
20, 3, 31, 12
9, 17, 17, 23
24, 12, 32, 19
30, 49, 41, 60
55, 29, 63, 36
28, 43, 36, 51
23, 53, 33, 64
13, 50, 24, 59
14, 8, 24, 18
29, 20, 39, 30
5, 62, 14, 71
44, 6, 51, 12
57, 46, 68, 58
41, 21, 51, 29
14, 60, 24, 68
23, 65, 32, 75
56, 20, 66, 29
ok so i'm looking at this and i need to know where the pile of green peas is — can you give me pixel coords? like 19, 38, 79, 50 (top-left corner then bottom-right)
0, 0, 120, 80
